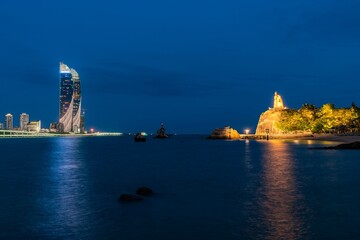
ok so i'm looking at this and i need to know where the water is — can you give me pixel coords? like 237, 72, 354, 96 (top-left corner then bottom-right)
0, 136, 360, 239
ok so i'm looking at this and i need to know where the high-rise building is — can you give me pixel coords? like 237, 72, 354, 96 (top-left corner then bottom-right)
20, 113, 29, 130
5, 113, 13, 130
71, 68, 81, 133
0, 122, 3, 130
80, 111, 85, 133
59, 62, 82, 133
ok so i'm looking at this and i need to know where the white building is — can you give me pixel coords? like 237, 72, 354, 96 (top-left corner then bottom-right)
20, 113, 29, 130
5, 113, 13, 130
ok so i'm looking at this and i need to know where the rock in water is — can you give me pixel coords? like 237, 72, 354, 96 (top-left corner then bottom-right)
333, 141, 360, 149
207, 126, 241, 139
315, 141, 360, 149
118, 194, 143, 202
136, 187, 154, 196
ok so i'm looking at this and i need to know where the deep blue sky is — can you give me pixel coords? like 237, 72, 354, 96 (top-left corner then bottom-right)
1, 0, 359, 134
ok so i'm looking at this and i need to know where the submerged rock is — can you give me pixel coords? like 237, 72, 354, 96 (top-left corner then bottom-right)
314, 141, 360, 149
118, 194, 143, 202
136, 187, 154, 196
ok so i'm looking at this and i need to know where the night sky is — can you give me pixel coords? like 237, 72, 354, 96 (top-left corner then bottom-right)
1, 0, 359, 134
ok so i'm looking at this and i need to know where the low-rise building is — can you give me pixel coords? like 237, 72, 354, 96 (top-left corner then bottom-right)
27, 120, 41, 132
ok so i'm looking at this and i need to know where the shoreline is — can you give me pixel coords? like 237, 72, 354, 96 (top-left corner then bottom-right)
0, 132, 122, 138
1, 132, 360, 143
298, 134, 360, 143
253, 133, 360, 143
212, 133, 360, 143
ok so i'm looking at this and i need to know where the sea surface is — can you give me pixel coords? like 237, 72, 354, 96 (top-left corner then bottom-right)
0, 135, 360, 240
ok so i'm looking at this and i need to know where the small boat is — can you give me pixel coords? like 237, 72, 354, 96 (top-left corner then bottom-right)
134, 132, 147, 142
154, 123, 168, 139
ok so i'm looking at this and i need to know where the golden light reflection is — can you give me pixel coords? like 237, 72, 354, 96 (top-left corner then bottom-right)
261, 140, 304, 239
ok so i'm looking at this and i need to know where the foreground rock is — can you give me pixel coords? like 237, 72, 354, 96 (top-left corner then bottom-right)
118, 194, 143, 202
136, 187, 154, 196
208, 126, 241, 140
314, 141, 360, 149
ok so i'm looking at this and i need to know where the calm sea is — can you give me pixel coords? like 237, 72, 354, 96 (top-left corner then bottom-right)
0, 136, 360, 239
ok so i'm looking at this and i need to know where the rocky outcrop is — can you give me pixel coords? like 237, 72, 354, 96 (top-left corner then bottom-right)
256, 91, 289, 135
119, 186, 155, 202
255, 109, 284, 135
314, 141, 360, 149
136, 187, 154, 196
118, 194, 143, 202
208, 126, 241, 139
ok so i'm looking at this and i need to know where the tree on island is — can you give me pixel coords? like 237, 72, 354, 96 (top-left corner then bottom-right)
275, 103, 360, 133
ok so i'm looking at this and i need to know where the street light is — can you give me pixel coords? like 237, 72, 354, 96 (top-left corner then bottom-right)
245, 129, 250, 135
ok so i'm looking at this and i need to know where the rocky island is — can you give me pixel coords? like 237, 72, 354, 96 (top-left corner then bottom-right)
255, 92, 360, 139
208, 126, 241, 139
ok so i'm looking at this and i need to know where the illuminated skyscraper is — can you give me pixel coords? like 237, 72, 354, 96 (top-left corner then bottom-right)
71, 68, 81, 133
20, 113, 29, 130
5, 113, 13, 130
59, 62, 82, 133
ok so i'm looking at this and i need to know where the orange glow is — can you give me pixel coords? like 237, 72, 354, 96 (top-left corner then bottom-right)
260, 141, 303, 239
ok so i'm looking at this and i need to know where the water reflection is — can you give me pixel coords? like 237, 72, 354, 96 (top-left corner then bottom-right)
260, 141, 304, 239
42, 137, 90, 237
244, 139, 252, 171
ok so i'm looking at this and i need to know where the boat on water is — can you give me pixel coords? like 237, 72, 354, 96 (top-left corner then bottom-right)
154, 123, 168, 139
134, 132, 147, 142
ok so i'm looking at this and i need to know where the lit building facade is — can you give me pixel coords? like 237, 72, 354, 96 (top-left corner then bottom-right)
27, 120, 41, 132
5, 113, 13, 130
20, 113, 29, 130
71, 68, 81, 133
59, 62, 82, 133
80, 112, 85, 133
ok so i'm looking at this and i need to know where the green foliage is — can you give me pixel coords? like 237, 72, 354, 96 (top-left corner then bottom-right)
275, 103, 360, 133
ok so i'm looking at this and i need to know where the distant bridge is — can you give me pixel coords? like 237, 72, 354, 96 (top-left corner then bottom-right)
0, 130, 122, 138
0, 130, 42, 137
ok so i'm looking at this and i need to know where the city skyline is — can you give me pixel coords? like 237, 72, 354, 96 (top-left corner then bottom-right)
1, 1, 360, 239
0, 0, 359, 133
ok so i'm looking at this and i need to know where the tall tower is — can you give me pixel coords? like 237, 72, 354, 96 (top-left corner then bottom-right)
71, 68, 81, 133
80, 111, 85, 134
59, 62, 82, 133
20, 113, 29, 130
5, 113, 13, 130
